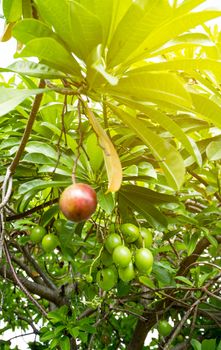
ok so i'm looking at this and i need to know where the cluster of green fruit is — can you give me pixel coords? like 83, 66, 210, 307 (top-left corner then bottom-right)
96, 223, 154, 291
29, 225, 58, 253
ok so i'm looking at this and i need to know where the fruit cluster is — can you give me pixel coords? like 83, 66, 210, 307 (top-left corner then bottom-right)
96, 223, 154, 291
29, 225, 58, 253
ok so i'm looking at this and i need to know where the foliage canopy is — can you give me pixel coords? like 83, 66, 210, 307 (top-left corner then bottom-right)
0, 0, 221, 349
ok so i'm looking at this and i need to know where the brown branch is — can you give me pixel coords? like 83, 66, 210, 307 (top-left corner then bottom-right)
9, 79, 46, 174
6, 198, 58, 221
3, 240, 48, 317
0, 256, 66, 308
21, 245, 57, 291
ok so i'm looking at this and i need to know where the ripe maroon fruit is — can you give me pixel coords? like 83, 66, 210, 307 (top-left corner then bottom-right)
59, 183, 97, 222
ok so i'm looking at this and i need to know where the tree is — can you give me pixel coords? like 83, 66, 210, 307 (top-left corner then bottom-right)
0, 0, 221, 349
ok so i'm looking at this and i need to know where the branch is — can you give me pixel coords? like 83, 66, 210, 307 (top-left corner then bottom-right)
21, 245, 57, 290
9, 79, 46, 174
6, 198, 58, 221
0, 253, 66, 308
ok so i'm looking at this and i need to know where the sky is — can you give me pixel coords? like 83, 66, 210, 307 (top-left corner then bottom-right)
0, 0, 221, 349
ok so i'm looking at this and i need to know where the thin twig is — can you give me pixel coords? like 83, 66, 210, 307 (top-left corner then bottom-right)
3, 240, 48, 317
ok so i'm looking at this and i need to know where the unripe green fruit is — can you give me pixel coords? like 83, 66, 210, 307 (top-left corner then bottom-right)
121, 223, 139, 243
42, 234, 58, 253
112, 245, 131, 268
30, 225, 46, 243
135, 248, 153, 273
158, 320, 172, 337
105, 234, 122, 254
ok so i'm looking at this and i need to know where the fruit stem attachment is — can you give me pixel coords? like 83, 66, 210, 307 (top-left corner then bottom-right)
89, 246, 103, 276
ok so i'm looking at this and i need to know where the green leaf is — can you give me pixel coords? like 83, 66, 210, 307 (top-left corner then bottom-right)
0, 61, 67, 79
25, 141, 58, 160
133, 58, 221, 78
48, 306, 68, 324
202, 339, 216, 350
85, 133, 103, 172
23, 153, 55, 165
120, 185, 178, 205
3, 0, 22, 22
107, 0, 172, 67
111, 106, 185, 190
119, 191, 167, 229
116, 100, 201, 166
175, 276, 193, 287
18, 179, 71, 196
69, 327, 79, 338
35, 0, 102, 61
129, 10, 221, 63
191, 93, 221, 129
97, 190, 115, 214
15, 37, 81, 76
139, 276, 155, 289
206, 141, 221, 161
108, 71, 192, 108
0, 87, 48, 117
13, 18, 57, 44
191, 339, 201, 350
40, 205, 59, 227
60, 336, 70, 350
153, 264, 174, 287
41, 122, 77, 153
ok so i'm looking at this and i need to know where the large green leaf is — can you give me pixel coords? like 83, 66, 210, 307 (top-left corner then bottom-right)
119, 191, 167, 228
127, 10, 221, 64
107, 71, 192, 108
0, 87, 48, 117
75, 0, 114, 46
107, 0, 172, 67
110, 105, 185, 190
191, 93, 221, 129
120, 185, 178, 204
18, 179, 71, 195
0, 61, 67, 79
35, 0, 102, 61
13, 18, 57, 44
115, 98, 202, 166
15, 37, 81, 76
149, 33, 215, 57
132, 58, 221, 76
2, 0, 22, 22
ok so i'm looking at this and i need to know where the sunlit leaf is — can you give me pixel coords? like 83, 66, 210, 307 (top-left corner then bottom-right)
110, 105, 185, 190
0, 87, 48, 117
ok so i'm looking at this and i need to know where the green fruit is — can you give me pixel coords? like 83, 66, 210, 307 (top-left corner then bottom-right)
101, 249, 113, 267
105, 234, 122, 254
30, 225, 47, 243
54, 219, 66, 233
158, 320, 172, 337
112, 245, 131, 268
42, 234, 58, 253
176, 335, 184, 343
96, 266, 118, 291
135, 248, 153, 273
136, 227, 153, 248
118, 261, 135, 282
121, 223, 139, 243
85, 274, 93, 283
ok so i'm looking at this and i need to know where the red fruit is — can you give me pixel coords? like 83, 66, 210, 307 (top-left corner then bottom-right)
59, 183, 97, 222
